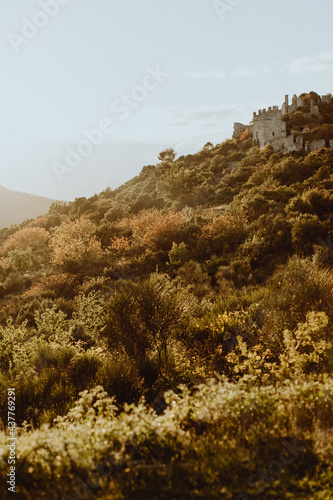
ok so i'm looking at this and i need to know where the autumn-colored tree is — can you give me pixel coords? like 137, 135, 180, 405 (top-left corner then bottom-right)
110, 236, 132, 254
1, 227, 49, 255
202, 212, 247, 239
122, 208, 183, 252
49, 219, 102, 268
239, 129, 252, 141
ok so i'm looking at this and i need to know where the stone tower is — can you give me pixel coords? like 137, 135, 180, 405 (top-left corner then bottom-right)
252, 106, 287, 148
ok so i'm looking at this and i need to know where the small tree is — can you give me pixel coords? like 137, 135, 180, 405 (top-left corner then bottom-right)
203, 142, 214, 151
158, 148, 176, 164
104, 273, 196, 376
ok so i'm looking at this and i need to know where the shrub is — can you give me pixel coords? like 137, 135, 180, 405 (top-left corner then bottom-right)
49, 219, 103, 269
21, 273, 79, 300
202, 212, 248, 254
261, 257, 333, 354
70, 291, 106, 345
1, 379, 332, 499
280, 311, 331, 377
291, 214, 326, 255
34, 305, 68, 340
97, 355, 143, 404
124, 209, 183, 252
104, 273, 198, 376
176, 260, 213, 300
226, 310, 332, 383
68, 352, 102, 391
1, 227, 49, 255
8, 247, 33, 271
168, 242, 188, 266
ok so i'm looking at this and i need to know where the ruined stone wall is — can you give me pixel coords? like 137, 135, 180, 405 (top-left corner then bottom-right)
268, 135, 303, 153
310, 139, 326, 150
232, 123, 253, 140
233, 123, 247, 139
322, 94, 332, 104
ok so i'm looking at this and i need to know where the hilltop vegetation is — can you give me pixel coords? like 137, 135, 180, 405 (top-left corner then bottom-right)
0, 131, 333, 499
283, 92, 333, 148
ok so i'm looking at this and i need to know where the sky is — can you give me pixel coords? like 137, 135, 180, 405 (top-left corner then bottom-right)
1, 0, 333, 201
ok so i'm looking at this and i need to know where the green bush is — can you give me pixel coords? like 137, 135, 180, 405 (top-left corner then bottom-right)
0, 379, 332, 500
8, 247, 33, 272
168, 241, 188, 266
261, 257, 333, 353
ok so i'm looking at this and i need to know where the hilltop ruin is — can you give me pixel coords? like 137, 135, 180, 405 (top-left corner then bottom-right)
233, 93, 333, 152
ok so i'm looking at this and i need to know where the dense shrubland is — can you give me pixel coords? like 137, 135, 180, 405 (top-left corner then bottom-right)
0, 123, 333, 498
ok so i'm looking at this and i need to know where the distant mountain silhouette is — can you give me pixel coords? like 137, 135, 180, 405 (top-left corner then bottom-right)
0, 185, 54, 228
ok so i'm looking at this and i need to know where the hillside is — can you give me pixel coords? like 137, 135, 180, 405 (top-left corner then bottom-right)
0, 185, 53, 229
0, 100, 333, 499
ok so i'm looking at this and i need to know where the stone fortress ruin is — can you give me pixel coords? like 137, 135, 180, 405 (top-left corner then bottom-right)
233, 93, 333, 152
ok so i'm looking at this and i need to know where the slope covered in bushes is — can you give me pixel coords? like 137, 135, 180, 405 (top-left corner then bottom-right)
0, 131, 333, 499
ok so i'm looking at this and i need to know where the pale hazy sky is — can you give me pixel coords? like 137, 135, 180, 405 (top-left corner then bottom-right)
1, 0, 333, 200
